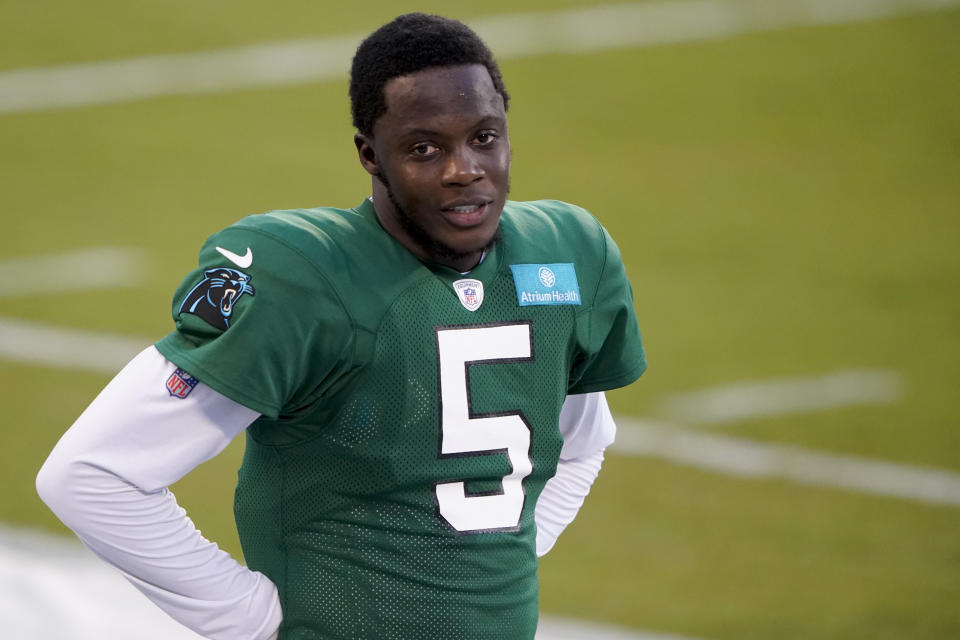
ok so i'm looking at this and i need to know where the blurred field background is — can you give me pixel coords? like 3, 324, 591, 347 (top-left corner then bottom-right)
1, 0, 958, 638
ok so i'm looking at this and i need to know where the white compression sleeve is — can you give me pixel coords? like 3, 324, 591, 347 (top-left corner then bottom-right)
535, 449, 605, 557
36, 346, 282, 640
535, 392, 616, 557
556, 391, 617, 460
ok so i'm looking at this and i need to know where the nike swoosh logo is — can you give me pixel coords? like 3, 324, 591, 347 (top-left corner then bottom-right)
215, 246, 253, 268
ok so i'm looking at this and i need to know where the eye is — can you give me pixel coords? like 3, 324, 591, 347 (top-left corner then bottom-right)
411, 143, 440, 157
475, 131, 498, 146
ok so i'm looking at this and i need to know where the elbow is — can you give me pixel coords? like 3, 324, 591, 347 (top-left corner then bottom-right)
36, 451, 73, 523
38, 448, 148, 536
36, 450, 94, 530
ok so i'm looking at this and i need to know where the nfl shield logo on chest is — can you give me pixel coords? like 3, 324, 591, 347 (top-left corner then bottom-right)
453, 278, 484, 312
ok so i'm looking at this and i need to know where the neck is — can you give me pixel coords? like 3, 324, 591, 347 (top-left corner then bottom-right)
369, 181, 487, 272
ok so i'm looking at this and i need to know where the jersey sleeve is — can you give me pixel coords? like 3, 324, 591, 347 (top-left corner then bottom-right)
567, 223, 646, 394
155, 223, 353, 419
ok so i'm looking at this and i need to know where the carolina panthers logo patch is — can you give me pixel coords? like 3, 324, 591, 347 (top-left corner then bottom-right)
178, 267, 255, 330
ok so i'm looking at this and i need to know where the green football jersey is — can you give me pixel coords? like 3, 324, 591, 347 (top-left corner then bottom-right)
156, 198, 645, 639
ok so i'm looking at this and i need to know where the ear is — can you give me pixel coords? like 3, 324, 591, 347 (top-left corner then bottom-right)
354, 133, 379, 177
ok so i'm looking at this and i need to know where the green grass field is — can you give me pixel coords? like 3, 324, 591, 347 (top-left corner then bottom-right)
2, 1, 959, 638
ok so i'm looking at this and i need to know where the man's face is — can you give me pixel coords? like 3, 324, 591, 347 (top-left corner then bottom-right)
356, 64, 510, 271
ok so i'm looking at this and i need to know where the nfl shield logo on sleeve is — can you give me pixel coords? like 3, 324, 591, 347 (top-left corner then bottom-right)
453, 279, 484, 311
166, 368, 199, 398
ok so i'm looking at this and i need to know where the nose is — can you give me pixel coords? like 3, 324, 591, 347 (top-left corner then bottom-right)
442, 146, 484, 187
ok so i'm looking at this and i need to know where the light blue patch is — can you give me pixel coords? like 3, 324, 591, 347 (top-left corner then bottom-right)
510, 263, 581, 306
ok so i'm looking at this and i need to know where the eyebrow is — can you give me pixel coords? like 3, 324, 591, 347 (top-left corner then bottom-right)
399, 116, 505, 139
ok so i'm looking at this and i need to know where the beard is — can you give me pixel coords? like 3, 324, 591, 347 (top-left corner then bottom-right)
379, 172, 504, 270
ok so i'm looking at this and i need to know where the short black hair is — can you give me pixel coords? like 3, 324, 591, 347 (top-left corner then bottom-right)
349, 13, 509, 136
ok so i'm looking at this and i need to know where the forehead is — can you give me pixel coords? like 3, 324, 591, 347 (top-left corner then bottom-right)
376, 64, 505, 136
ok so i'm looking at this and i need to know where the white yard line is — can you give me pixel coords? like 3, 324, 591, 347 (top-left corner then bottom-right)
537, 616, 702, 640
0, 247, 150, 298
613, 418, 960, 508
660, 370, 903, 424
0, 316, 148, 374
1, 0, 957, 114
0, 526, 697, 640
0, 247, 151, 373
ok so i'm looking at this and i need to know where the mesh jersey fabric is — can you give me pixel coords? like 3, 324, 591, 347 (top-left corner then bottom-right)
155, 198, 646, 639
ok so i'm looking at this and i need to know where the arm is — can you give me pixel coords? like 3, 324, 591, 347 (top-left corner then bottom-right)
534, 391, 616, 556
36, 346, 282, 640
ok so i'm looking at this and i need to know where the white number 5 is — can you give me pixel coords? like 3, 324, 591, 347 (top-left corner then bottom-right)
434, 322, 534, 533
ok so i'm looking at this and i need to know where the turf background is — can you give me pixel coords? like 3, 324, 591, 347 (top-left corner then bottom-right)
2, 3, 958, 638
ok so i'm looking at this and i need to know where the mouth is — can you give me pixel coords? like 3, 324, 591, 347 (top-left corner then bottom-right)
439, 200, 493, 228
221, 289, 237, 314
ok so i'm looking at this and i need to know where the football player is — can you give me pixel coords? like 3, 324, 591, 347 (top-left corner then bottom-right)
37, 13, 645, 639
